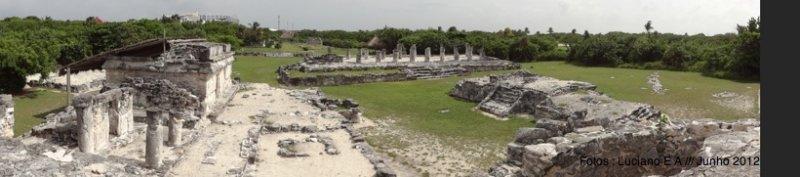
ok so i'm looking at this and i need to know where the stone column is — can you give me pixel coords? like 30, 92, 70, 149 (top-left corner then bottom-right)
393, 49, 399, 62
376, 50, 384, 63
74, 98, 109, 154
146, 111, 164, 169
356, 49, 363, 64
167, 113, 184, 147
453, 46, 460, 61
397, 44, 405, 59
424, 47, 431, 62
66, 68, 72, 103
363, 49, 369, 61
0, 95, 13, 138
439, 45, 446, 62
346, 49, 351, 59
109, 92, 133, 137
409, 44, 417, 62
480, 48, 486, 60
466, 45, 473, 60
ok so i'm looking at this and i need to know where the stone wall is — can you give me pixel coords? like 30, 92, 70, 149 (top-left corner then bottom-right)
236, 51, 297, 57
72, 88, 135, 154
278, 59, 520, 87
104, 57, 234, 118
278, 67, 410, 87
0, 94, 13, 138
102, 40, 236, 119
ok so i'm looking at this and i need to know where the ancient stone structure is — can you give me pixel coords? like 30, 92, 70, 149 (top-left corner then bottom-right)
466, 45, 473, 60
71, 77, 200, 170
356, 49, 363, 64
425, 47, 432, 62
305, 54, 344, 64
410, 44, 417, 62
65, 39, 236, 119
392, 49, 400, 63
72, 88, 135, 154
278, 60, 519, 86
450, 72, 761, 177
377, 50, 384, 63
0, 95, 13, 138
480, 48, 486, 60
440, 46, 446, 61
451, 71, 597, 117
453, 46, 460, 61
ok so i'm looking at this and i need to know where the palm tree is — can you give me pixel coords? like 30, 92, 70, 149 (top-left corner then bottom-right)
644, 20, 653, 34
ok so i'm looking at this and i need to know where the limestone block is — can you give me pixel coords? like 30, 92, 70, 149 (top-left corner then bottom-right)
521, 143, 557, 177
514, 128, 555, 145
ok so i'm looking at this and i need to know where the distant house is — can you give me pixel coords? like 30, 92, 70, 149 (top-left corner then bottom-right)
366, 36, 384, 49
178, 12, 238, 24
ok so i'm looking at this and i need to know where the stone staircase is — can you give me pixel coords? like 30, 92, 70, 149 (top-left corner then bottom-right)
478, 86, 524, 117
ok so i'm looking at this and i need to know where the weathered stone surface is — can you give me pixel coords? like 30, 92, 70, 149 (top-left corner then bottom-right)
451, 71, 598, 118
514, 128, 555, 145
470, 72, 761, 177
73, 87, 136, 154
0, 94, 13, 138
521, 143, 557, 177
673, 129, 760, 177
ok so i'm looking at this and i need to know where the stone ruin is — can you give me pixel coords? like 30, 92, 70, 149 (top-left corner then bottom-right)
0, 94, 13, 138
71, 78, 200, 168
0, 38, 238, 175
304, 54, 344, 64
450, 71, 760, 177
96, 38, 236, 119
284, 89, 398, 177
277, 44, 519, 86
451, 71, 597, 118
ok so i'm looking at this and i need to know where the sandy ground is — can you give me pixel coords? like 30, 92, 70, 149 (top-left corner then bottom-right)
167, 83, 376, 177
365, 118, 505, 177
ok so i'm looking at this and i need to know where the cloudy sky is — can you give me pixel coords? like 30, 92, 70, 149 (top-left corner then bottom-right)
0, 0, 759, 34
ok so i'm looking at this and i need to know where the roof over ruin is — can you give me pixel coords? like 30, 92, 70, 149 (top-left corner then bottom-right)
59, 38, 218, 75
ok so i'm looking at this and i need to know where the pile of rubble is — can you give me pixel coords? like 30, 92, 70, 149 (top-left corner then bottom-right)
288, 89, 398, 177
449, 71, 760, 177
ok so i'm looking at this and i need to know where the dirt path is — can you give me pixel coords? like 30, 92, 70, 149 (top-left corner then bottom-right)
169, 83, 375, 177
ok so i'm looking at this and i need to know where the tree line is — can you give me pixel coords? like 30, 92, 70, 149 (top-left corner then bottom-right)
293, 18, 759, 80
0, 16, 759, 93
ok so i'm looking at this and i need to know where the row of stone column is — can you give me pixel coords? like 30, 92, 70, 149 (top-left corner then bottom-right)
347, 44, 489, 64
145, 110, 187, 168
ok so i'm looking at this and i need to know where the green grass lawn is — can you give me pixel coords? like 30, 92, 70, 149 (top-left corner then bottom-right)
232, 56, 303, 86
321, 74, 531, 144
239, 42, 353, 56
522, 61, 760, 120
12, 89, 69, 136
